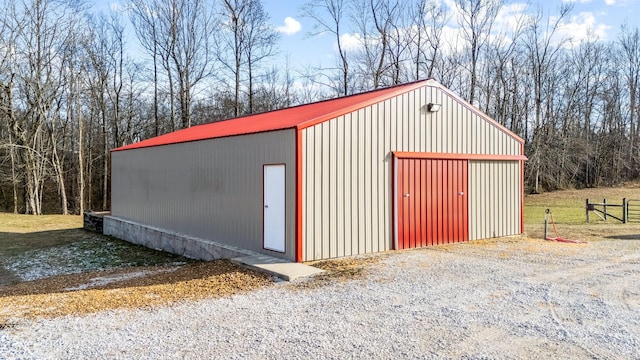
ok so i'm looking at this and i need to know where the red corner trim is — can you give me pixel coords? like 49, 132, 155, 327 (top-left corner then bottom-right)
295, 129, 303, 262
520, 143, 525, 235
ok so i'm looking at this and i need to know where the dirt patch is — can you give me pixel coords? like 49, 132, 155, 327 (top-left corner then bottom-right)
292, 254, 386, 289
0, 261, 272, 321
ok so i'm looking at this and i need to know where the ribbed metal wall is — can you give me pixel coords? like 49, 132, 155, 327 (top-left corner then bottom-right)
468, 160, 521, 240
111, 129, 297, 260
301, 83, 522, 261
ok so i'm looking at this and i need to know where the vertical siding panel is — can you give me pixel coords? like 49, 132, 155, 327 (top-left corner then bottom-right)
351, 111, 360, 256
306, 128, 316, 260
344, 114, 353, 257
313, 126, 323, 259
383, 101, 391, 252
426, 159, 433, 245
469, 161, 522, 240
372, 103, 381, 253
407, 160, 414, 247
321, 122, 331, 259
364, 107, 373, 253
358, 110, 367, 253
431, 98, 438, 152
419, 88, 426, 152
420, 159, 427, 247
301, 131, 309, 260
481, 162, 487, 237
473, 161, 481, 240
398, 159, 405, 249
436, 160, 443, 244
329, 119, 341, 258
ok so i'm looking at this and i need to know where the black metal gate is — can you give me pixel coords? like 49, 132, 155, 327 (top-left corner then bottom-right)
625, 199, 640, 223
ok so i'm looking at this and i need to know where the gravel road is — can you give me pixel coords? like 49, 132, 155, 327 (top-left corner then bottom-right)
1, 238, 639, 359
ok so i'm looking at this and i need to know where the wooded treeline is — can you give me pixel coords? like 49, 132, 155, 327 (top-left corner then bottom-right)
0, 0, 638, 214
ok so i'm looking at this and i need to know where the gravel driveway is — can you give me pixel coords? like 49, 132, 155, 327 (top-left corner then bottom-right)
2, 237, 639, 359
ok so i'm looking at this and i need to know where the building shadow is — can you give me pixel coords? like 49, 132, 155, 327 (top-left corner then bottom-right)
604, 234, 640, 240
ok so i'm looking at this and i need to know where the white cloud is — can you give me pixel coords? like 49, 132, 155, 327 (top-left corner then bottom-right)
557, 11, 612, 45
110, 2, 123, 11
494, 2, 529, 34
604, 0, 616, 5
562, 0, 593, 3
338, 33, 364, 51
276, 17, 301, 36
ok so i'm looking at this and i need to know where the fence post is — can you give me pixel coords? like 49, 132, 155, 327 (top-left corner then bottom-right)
544, 209, 549, 240
586, 198, 589, 223
603, 198, 607, 220
623, 198, 627, 224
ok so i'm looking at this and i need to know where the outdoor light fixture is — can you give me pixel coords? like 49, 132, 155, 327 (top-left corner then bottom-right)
426, 103, 441, 112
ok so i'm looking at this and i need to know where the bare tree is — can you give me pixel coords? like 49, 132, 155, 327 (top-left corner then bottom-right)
219, 0, 248, 117
619, 25, 640, 177
351, 0, 397, 89
453, 0, 502, 105
131, 0, 214, 129
0, 4, 21, 213
219, 0, 279, 116
523, 3, 572, 192
409, 0, 447, 80
302, 0, 352, 96
167, 0, 214, 128
129, 0, 162, 136
7, 0, 76, 214
243, 0, 279, 114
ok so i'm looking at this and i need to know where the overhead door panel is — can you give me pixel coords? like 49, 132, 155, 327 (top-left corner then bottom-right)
396, 158, 468, 249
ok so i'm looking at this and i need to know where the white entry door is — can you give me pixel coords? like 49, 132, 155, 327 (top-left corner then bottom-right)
263, 164, 286, 252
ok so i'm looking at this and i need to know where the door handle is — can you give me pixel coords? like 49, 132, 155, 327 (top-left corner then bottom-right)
404, 194, 410, 197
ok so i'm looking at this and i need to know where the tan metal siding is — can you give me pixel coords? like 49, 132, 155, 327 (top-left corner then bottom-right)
111, 129, 296, 261
301, 84, 522, 261
469, 161, 521, 240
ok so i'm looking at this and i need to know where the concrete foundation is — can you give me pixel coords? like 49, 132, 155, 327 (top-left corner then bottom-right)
103, 216, 259, 261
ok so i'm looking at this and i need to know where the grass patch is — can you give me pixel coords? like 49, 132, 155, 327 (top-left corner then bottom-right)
524, 185, 640, 242
0, 213, 191, 286
0, 214, 82, 233
524, 185, 640, 225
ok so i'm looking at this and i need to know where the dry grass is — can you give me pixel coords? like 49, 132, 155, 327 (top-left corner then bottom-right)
0, 213, 273, 322
0, 261, 272, 322
292, 255, 385, 289
0, 214, 82, 233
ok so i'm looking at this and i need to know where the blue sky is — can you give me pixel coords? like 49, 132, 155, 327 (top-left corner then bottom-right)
98, 0, 638, 74
263, 0, 640, 68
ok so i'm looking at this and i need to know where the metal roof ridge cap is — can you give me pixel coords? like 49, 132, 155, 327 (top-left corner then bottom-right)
295, 80, 431, 130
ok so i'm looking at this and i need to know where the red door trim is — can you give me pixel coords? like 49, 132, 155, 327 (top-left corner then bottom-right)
393, 151, 527, 161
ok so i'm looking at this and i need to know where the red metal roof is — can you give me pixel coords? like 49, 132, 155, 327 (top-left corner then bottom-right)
113, 80, 431, 151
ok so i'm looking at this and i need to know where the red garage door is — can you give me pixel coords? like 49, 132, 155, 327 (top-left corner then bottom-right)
396, 158, 468, 249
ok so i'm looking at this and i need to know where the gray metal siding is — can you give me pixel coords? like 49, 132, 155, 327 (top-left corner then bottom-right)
111, 129, 296, 261
301, 83, 522, 261
469, 161, 521, 240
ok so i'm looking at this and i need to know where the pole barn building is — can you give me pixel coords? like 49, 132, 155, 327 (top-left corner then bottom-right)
105, 79, 526, 262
